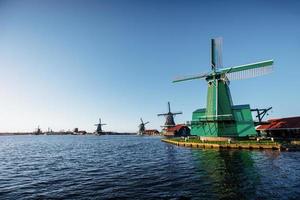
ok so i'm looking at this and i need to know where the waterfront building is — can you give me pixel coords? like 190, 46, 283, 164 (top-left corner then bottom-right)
164, 124, 190, 137
257, 116, 300, 138
143, 129, 160, 136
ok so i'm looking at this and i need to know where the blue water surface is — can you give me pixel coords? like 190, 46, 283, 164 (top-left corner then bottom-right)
0, 135, 299, 199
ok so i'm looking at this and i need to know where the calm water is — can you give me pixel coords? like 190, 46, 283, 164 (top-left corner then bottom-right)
0, 135, 299, 200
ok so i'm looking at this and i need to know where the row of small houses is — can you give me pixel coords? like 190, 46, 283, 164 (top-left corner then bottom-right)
144, 116, 300, 138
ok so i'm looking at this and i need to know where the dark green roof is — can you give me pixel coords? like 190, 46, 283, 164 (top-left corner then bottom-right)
193, 108, 206, 113
232, 104, 250, 110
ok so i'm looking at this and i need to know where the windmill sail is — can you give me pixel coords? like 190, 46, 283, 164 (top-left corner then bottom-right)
220, 60, 273, 80
173, 72, 208, 83
211, 37, 223, 70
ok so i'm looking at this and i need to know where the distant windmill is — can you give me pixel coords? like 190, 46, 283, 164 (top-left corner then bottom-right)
35, 125, 42, 135
138, 118, 149, 135
158, 102, 182, 127
94, 118, 106, 135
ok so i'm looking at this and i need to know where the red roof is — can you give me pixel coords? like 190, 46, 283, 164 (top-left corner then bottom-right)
166, 124, 187, 132
144, 129, 159, 133
257, 116, 300, 130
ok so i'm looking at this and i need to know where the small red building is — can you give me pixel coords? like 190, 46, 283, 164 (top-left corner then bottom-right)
164, 124, 190, 137
256, 116, 300, 138
143, 129, 160, 136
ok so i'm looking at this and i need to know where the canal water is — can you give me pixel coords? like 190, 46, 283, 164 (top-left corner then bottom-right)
0, 135, 299, 200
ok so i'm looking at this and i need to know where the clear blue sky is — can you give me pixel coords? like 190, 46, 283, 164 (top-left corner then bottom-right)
0, 0, 299, 132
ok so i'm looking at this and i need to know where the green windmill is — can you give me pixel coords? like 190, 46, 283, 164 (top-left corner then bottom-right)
173, 38, 273, 138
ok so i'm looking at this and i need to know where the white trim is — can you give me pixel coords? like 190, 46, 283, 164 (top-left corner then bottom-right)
216, 79, 218, 117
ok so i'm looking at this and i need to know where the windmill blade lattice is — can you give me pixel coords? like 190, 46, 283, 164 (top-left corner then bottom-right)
222, 60, 273, 80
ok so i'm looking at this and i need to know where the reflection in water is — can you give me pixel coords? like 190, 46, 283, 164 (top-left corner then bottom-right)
192, 149, 260, 199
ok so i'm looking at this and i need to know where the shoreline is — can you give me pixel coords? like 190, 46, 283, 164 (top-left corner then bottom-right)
161, 138, 300, 151
0, 132, 137, 136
